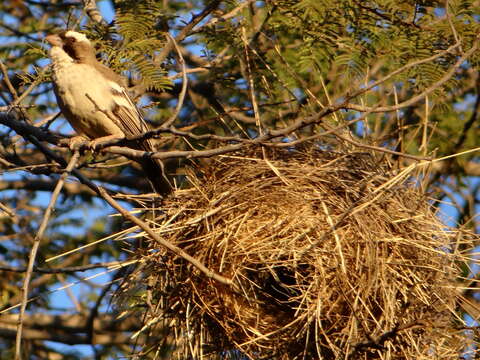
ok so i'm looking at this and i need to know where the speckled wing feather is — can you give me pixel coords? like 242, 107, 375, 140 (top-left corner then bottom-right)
108, 86, 171, 194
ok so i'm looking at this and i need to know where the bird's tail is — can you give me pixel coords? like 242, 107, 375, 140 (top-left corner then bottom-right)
139, 157, 173, 195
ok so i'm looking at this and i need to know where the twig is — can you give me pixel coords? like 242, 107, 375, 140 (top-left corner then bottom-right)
348, 320, 425, 357
323, 123, 428, 161
161, 34, 188, 129
155, 0, 222, 64
445, 0, 462, 53
1, 265, 131, 315
15, 151, 80, 360
348, 41, 461, 102
0, 261, 126, 274
344, 37, 478, 113
0, 202, 18, 223
0, 60, 19, 100
192, 0, 255, 32
0, 112, 63, 144
270, 111, 374, 147
241, 27, 262, 133
0, 105, 34, 112
95, 186, 238, 290
11, 67, 48, 109
82, 0, 107, 25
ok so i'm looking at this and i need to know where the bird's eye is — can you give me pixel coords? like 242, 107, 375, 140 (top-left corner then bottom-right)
68, 37, 76, 43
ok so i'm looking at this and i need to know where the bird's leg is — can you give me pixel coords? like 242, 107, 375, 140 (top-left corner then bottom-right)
88, 134, 125, 150
68, 135, 89, 151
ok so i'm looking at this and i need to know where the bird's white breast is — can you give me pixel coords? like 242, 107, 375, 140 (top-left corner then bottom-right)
54, 63, 112, 117
51, 51, 124, 138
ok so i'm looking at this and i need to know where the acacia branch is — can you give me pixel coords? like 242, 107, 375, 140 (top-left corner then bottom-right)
1, 313, 147, 345
15, 151, 80, 360
2, 113, 239, 293
161, 34, 188, 128
0, 261, 125, 274
0, 178, 97, 196
96, 186, 238, 290
343, 37, 478, 113
349, 320, 427, 357
156, 0, 222, 64
82, 0, 106, 25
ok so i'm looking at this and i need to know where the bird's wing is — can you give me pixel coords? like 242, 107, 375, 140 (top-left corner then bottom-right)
108, 84, 171, 193
93, 62, 151, 140
102, 82, 157, 152
109, 87, 149, 136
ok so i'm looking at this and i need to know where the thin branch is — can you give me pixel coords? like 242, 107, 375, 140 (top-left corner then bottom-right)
322, 123, 428, 161
347, 42, 461, 102
95, 185, 238, 290
445, 0, 462, 53
0, 261, 126, 274
160, 34, 188, 128
192, 0, 255, 32
0, 60, 19, 101
0, 112, 62, 144
155, 0, 222, 64
15, 151, 80, 360
82, 0, 107, 25
11, 68, 48, 109
344, 37, 478, 113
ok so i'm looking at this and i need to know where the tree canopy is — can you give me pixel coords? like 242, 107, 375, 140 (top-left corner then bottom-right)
0, 0, 479, 358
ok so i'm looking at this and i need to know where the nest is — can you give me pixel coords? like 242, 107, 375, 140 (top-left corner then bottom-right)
121, 147, 468, 359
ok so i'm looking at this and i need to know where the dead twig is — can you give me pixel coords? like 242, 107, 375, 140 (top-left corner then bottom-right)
95, 186, 238, 290
15, 151, 80, 360
161, 34, 188, 129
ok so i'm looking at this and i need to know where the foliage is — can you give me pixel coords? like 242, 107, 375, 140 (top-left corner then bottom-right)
0, 0, 479, 358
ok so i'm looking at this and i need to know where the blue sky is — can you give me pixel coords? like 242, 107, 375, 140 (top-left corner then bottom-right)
2, 1, 479, 358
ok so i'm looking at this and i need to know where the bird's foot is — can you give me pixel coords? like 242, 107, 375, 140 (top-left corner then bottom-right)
68, 136, 89, 151
88, 134, 125, 151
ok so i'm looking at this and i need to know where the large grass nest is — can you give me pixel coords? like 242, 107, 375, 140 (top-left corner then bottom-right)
121, 147, 469, 359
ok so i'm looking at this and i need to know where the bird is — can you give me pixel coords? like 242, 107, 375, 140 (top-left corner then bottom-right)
45, 30, 171, 195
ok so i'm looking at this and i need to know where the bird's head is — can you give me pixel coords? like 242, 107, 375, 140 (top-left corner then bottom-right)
46, 30, 96, 63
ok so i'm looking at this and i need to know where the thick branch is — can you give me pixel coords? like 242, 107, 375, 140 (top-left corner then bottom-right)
0, 313, 147, 345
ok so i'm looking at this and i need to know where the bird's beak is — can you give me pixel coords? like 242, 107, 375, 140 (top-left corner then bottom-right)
45, 34, 63, 47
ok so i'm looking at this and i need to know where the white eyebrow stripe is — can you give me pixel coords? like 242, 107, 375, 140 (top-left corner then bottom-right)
64, 31, 91, 44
